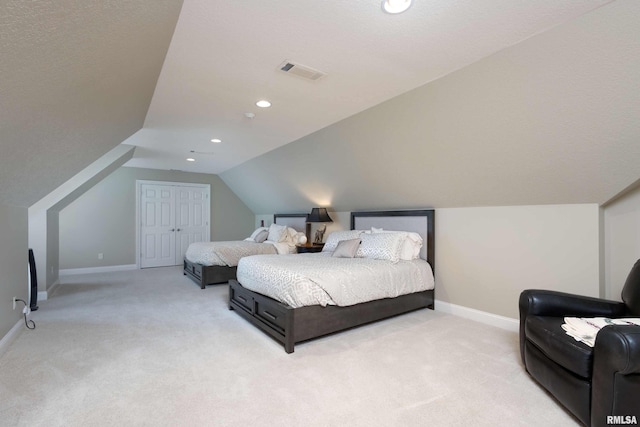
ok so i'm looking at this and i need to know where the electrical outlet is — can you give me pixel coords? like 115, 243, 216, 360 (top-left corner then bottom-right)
13, 297, 17, 310
98, 253, 103, 260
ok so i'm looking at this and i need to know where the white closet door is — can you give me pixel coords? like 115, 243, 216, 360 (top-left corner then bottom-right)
138, 181, 210, 269
140, 184, 176, 268
175, 186, 209, 262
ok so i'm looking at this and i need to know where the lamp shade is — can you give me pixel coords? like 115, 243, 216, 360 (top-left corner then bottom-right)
307, 208, 333, 223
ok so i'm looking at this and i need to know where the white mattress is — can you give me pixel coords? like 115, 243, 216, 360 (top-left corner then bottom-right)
236, 252, 434, 308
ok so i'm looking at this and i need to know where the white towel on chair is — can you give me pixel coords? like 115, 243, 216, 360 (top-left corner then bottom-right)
561, 317, 640, 347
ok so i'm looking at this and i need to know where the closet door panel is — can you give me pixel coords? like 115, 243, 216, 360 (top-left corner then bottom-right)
140, 184, 176, 268
175, 187, 209, 263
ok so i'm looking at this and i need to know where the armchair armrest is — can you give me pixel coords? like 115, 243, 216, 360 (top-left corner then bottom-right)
519, 289, 627, 319
592, 325, 640, 425
518, 289, 627, 364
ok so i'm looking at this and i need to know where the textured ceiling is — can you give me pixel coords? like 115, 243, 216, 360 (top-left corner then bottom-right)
124, 0, 612, 174
0, 0, 183, 207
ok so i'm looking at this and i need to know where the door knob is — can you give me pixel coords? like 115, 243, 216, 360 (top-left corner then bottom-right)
176, 228, 182, 232
169, 229, 175, 232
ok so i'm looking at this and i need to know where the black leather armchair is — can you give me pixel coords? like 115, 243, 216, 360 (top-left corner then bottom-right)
519, 260, 640, 427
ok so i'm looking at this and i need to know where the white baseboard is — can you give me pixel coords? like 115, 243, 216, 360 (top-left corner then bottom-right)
37, 279, 59, 301
435, 299, 519, 332
38, 265, 137, 300
59, 264, 137, 277
0, 320, 23, 358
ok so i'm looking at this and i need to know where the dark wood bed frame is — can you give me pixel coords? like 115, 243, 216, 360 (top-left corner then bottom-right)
183, 213, 308, 289
228, 209, 435, 353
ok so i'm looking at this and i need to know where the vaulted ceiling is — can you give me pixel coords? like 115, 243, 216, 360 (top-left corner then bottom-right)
124, 0, 612, 175
3, 0, 639, 213
220, 0, 640, 213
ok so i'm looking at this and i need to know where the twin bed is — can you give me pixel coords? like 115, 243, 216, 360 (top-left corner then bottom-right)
228, 209, 435, 353
183, 213, 307, 289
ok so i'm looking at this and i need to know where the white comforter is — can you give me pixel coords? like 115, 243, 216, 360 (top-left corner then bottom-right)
185, 241, 293, 266
236, 252, 434, 308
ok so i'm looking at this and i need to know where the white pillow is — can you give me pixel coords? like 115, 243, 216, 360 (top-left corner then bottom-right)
404, 232, 423, 260
247, 227, 268, 243
370, 228, 423, 260
357, 232, 405, 263
267, 223, 288, 243
322, 230, 365, 252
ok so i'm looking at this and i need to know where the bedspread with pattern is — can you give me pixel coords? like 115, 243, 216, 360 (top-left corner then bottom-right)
185, 241, 278, 266
236, 252, 434, 308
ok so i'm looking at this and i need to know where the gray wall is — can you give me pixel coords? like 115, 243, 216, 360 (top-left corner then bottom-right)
46, 210, 59, 286
0, 204, 28, 339
604, 184, 640, 300
436, 204, 599, 319
59, 167, 254, 269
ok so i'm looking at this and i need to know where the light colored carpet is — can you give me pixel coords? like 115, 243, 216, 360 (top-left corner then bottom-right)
0, 266, 579, 426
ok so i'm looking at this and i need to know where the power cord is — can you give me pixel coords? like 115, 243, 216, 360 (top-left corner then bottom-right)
15, 299, 36, 330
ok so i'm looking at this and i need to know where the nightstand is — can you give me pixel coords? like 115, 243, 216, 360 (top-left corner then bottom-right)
296, 243, 324, 253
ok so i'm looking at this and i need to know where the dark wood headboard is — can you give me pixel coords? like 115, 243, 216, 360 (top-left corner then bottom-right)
273, 213, 307, 232
350, 209, 435, 273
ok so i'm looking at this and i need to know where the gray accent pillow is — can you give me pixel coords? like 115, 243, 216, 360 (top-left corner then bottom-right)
331, 238, 361, 258
322, 230, 365, 252
245, 227, 269, 243
253, 229, 269, 243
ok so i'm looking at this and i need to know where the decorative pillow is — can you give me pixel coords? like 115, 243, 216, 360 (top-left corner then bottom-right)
370, 228, 423, 260
331, 238, 361, 258
357, 232, 405, 263
248, 227, 268, 242
253, 229, 269, 243
267, 223, 288, 243
322, 230, 365, 252
403, 232, 423, 260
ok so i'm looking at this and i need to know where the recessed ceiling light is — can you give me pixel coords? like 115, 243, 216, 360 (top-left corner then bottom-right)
256, 100, 271, 108
186, 158, 195, 162
382, 0, 412, 14
211, 138, 222, 143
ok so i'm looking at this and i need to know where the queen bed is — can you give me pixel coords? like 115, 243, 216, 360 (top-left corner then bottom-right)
228, 209, 435, 353
183, 213, 307, 289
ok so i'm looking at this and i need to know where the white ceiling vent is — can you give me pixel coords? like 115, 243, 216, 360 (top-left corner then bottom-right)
278, 60, 326, 81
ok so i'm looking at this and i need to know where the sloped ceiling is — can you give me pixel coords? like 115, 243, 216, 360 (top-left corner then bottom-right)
4, 1, 639, 214
124, 0, 612, 175
0, 0, 183, 207
220, 1, 640, 214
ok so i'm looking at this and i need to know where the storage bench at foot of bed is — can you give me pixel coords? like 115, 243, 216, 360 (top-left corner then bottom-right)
183, 259, 237, 289
228, 279, 434, 353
